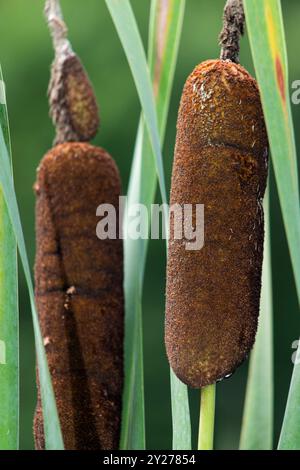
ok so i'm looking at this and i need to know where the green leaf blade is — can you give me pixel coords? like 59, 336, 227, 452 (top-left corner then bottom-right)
0, 202, 18, 450
148, 0, 191, 451
244, 0, 300, 299
240, 191, 273, 450
278, 361, 300, 449
105, 0, 168, 208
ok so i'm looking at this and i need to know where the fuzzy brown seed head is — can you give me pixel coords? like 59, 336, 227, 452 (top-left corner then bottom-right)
34, 142, 123, 449
49, 54, 99, 144
165, 59, 268, 388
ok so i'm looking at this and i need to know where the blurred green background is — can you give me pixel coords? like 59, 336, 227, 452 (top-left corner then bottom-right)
0, 0, 299, 450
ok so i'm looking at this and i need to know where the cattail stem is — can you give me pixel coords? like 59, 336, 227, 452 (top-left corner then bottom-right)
198, 384, 216, 450
44, 0, 72, 57
219, 0, 245, 63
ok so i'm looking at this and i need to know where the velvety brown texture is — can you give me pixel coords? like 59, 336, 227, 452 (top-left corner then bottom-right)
34, 142, 124, 449
165, 60, 268, 388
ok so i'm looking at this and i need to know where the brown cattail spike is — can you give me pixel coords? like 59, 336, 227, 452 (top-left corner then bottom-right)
34, 143, 124, 449
165, 60, 268, 388
45, 0, 99, 143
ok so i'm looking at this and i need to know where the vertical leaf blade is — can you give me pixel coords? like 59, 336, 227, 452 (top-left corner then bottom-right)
240, 190, 273, 450
244, 0, 300, 449
107, 0, 191, 449
279, 351, 300, 448
148, 0, 191, 451
0, 95, 63, 450
0, 67, 18, 450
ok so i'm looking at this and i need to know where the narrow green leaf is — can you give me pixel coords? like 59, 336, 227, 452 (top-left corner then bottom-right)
170, 369, 191, 450
244, 0, 300, 298
240, 190, 273, 450
243, 0, 300, 449
198, 385, 216, 450
279, 348, 300, 449
0, 117, 63, 449
113, 0, 191, 449
0, 66, 19, 450
120, 122, 145, 450
148, 0, 191, 451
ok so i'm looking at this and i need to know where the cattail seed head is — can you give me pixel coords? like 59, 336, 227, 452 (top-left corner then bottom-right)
165, 60, 268, 388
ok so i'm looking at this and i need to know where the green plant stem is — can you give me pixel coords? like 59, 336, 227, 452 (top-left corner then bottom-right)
198, 384, 216, 450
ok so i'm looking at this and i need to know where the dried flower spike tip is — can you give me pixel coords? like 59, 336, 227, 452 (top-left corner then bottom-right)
45, 0, 99, 143
49, 54, 100, 144
34, 143, 124, 449
165, 60, 269, 388
219, 0, 245, 63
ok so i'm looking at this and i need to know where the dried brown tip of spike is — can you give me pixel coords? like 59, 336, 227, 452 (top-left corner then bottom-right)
219, 0, 245, 63
34, 142, 124, 449
49, 54, 99, 144
165, 59, 268, 388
